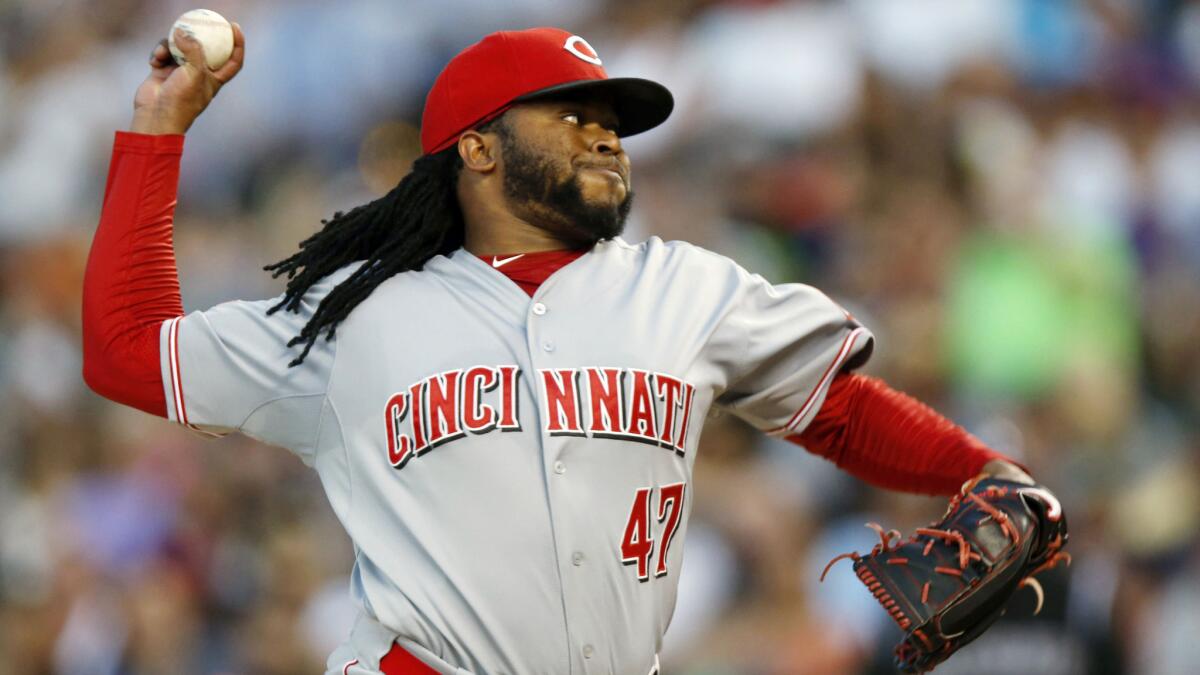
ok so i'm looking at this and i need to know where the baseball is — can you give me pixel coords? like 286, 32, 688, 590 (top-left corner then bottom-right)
168, 9, 234, 70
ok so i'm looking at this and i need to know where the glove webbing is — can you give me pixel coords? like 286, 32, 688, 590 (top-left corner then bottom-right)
820, 481, 1072, 637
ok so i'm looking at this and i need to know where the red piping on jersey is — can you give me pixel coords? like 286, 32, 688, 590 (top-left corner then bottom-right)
82, 132, 187, 417
167, 317, 188, 427
768, 326, 868, 434
794, 373, 1010, 496
166, 315, 213, 434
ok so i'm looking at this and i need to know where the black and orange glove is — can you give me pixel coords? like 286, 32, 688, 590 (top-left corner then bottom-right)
821, 477, 1070, 673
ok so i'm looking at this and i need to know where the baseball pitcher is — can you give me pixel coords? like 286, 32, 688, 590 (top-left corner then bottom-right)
83, 24, 1067, 675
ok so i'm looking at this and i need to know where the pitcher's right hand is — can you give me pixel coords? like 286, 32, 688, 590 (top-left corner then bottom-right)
131, 22, 245, 135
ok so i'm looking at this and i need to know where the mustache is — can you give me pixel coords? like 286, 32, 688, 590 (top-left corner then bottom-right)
574, 159, 629, 184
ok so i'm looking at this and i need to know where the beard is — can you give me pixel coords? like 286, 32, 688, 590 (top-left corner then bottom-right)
499, 136, 633, 246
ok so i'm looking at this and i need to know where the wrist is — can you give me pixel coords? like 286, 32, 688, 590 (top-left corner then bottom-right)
980, 459, 1035, 486
130, 108, 192, 135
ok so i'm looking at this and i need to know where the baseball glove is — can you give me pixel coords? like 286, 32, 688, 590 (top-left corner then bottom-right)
821, 476, 1070, 673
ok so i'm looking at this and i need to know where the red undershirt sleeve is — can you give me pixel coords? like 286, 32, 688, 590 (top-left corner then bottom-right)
791, 372, 1011, 496
82, 131, 187, 417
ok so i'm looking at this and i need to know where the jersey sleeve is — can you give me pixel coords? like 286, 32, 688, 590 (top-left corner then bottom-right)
159, 266, 355, 462
710, 262, 874, 437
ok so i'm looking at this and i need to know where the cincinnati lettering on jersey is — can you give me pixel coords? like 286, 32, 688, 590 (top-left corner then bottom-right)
384, 365, 521, 469
538, 367, 696, 454
382, 366, 698, 469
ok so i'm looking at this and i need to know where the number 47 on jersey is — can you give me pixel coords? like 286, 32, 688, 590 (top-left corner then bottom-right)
621, 482, 685, 582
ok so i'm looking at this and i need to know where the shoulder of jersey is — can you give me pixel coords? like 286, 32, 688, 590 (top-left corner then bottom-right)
615, 236, 748, 279
268, 261, 366, 321
306, 260, 368, 299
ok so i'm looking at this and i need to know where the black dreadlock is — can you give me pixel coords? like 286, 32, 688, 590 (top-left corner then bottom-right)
263, 123, 499, 366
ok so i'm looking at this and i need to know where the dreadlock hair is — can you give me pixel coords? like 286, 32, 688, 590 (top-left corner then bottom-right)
264, 118, 506, 367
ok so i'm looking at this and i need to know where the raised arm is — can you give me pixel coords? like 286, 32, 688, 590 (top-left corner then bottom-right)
82, 25, 244, 414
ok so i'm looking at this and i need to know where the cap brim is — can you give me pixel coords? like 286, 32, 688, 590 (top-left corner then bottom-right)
514, 77, 674, 138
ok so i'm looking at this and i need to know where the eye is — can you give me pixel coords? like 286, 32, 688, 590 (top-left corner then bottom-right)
561, 112, 580, 125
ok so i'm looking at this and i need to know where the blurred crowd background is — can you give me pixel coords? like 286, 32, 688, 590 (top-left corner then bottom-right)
2, 0, 1199, 673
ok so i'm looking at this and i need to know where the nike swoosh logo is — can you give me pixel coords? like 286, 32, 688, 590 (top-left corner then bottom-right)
492, 254, 525, 268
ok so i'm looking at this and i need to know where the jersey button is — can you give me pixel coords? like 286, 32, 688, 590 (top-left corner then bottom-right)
532, 302, 547, 315
572, 551, 585, 566
553, 461, 566, 475
582, 644, 594, 659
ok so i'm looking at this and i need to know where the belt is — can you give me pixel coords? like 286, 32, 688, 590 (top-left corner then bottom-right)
342, 642, 437, 675
380, 642, 438, 674
353, 642, 661, 674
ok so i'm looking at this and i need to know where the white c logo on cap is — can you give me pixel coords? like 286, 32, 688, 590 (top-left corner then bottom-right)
564, 35, 602, 66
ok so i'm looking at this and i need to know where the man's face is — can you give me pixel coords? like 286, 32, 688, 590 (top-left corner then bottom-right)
492, 98, 633, 246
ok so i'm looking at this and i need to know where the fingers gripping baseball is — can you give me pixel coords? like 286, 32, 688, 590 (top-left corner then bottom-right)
213, 24, 246, 84
131, 21, 245, 135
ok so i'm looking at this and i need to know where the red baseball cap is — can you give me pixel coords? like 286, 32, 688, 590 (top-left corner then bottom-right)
420, 27, 674, 155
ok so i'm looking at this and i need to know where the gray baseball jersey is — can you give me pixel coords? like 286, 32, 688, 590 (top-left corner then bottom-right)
158, 236, 873, 675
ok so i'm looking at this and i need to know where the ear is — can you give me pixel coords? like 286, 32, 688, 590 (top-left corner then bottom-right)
458, 130, 498, 174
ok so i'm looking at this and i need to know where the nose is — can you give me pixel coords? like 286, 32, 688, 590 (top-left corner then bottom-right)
590, 125, 622, 156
